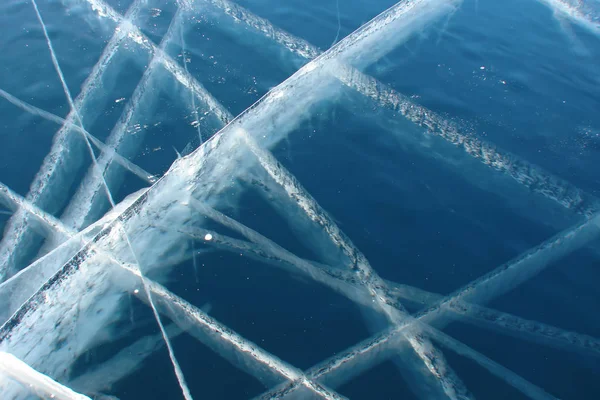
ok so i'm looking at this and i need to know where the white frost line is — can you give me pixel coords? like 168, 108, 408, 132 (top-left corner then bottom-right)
0, 0, 145, 281
159, 55, 234, 124
2, 187, 576, 400
60, 8, 186, 234
171, 224, 373, 309
198, 0, 321, 59
190, 1, 600, 386
0, 182, 75, 238
81, 0, 233, 125
378, 210, 600, 354
331, 65, 600, 217
203, 0, 600, 217
260, 210, 600, 398
241, 131, 473, 400
68, 324, 184, 394
120, 224, 194, 400
178, 0, 459, 160
185, 197, 363, 284
3, 0, 592, 396
387, 282, 600, 358
417, 325, 559, 400
1, 180, 336, 400
33, 0, 117, 210
240, 132, 358, 269
0, 352, 91, 400
0, 87, 155, 185
179, 13, 204, 144
116, 263, 347, 400
0, 232, 89, 325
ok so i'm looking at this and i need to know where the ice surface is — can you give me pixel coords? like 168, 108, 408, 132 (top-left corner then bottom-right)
0, 352, 90, 400
0, 0, 599, 398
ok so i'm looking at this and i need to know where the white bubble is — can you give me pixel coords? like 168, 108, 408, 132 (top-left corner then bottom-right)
204, 233, 213, 241
134, 289, 140, 294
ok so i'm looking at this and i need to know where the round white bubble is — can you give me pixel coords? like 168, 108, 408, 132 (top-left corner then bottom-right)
204, 233, 213, 241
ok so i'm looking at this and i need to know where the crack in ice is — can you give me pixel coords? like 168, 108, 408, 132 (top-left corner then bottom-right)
0, 87, 155, 185
0, 352, 90, 400
31, 3, 194, 396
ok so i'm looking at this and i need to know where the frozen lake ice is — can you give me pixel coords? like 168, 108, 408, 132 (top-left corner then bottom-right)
0, 0, 599, 398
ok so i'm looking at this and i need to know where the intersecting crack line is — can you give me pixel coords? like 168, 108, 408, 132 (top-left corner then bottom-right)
0, 182, 347, 400
241, 131, 475, 400
67, 323, 184, 394
172, 198, 600, 361
209, 133, 562, 399
1, 7, 226, 261
84, 0, 234, 125
0, 130, 344, 400
255, 207, 600, 398
139, 130, 554, 400
58, 6, 188, 240
0, 88, 155, 185
174, 4, 599, 396
386, 282, 600, 358
0, 0, 146, 281
0, 0, 233, 281
0, 180, 198, 398
77, 1, 236, 183
178, 10, 205, 145
177, 2, 595, 390
119, 264, 348, 400
167, 222, 587, 400
118, 222, 194, 400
